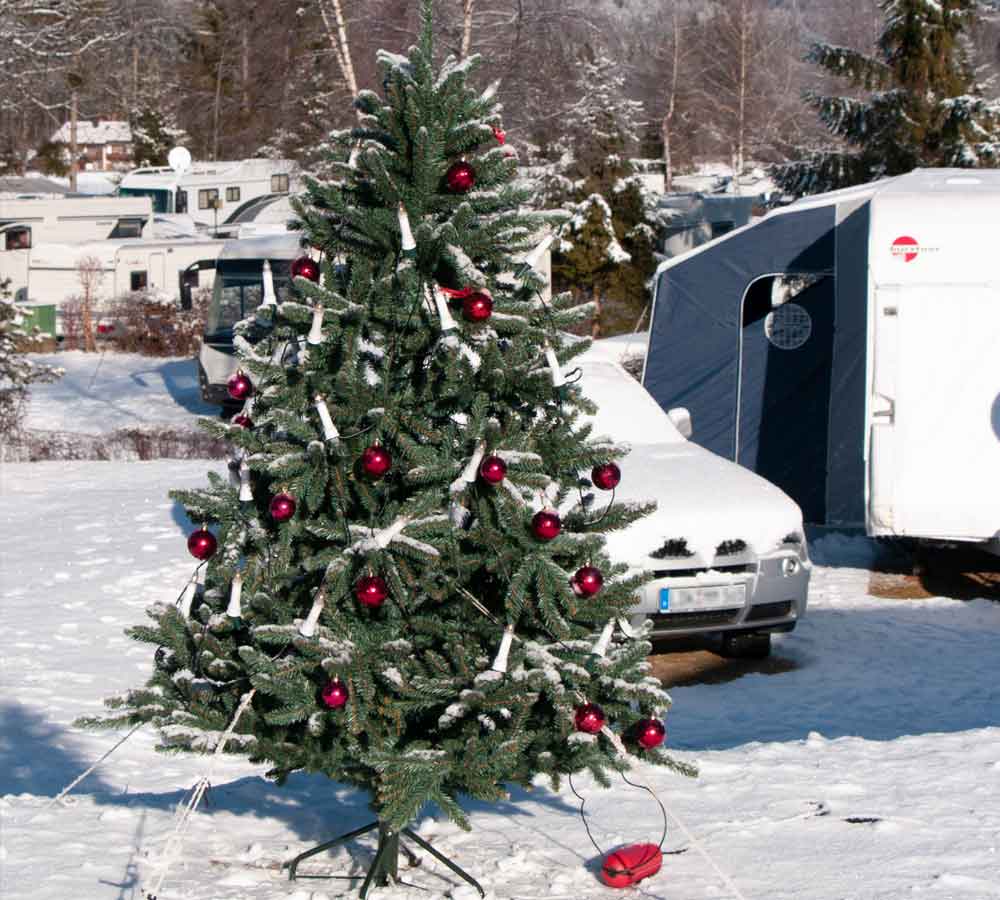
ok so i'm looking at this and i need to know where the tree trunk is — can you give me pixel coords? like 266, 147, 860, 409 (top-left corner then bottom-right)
240, 20, 251, 116
662, 0, 681, 194
735, 0, 748, 193
370, 821, 400, 888
318, 0, 359, 116
69, 86, 79, 193
591, 288, 602, 340
213, 52, 225, 162
461, 0, 475, 58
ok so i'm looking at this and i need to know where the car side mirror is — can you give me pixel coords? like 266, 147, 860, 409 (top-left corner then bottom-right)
668, 407, 693, 439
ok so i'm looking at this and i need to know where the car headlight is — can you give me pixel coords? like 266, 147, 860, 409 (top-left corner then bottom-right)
781, 557, 801, 577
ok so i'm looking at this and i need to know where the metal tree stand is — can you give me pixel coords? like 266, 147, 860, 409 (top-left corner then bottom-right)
284, 819, 485, 898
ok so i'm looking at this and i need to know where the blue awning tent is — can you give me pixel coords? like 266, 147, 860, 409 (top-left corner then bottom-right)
642, 183, 877, 525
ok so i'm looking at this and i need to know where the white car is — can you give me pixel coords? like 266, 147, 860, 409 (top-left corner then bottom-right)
579, 345, 810, 658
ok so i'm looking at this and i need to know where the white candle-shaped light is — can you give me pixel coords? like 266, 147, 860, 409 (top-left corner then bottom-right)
591, 620, 615, 658
398, 202, 416, 257
307, 305, 324, 345
459, 442, 486, 485
491, 625, 515, 674
299, 591, 325, 637
226, 573, 244, 618
238, 458, 253, 502
544, 342, 565, 388
261, 260, 277, 307
314, 395, 340, 443
179, 568, 205, 618
524, 234, 554, 271
431, 284, 458, 333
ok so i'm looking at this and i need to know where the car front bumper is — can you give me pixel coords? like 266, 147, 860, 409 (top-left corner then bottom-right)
628, 550, 810, 639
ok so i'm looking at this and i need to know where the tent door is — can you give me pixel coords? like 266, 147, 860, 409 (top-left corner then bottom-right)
872, 284, 1000, 540
737, 273, 836, 523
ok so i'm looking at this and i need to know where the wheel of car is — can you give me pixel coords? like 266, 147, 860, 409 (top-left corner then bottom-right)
719, 632, 772, 660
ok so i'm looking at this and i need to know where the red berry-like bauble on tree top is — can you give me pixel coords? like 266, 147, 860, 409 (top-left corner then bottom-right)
360, 444, 392, 479
479, 454, 507, 485
444, 160, 476, 193
227, 371, 253, 401
591, 462, 621, 491
531, 509, 562, 541
290, 255, 321, 282
574, 702, 606, 735
462, 290, 493, 322
269, 492, 296, 522
231, 413, 252, 429
635, 718, 667, 750
355, 574, 389, 608
321, 677, 349, 709
492, 125, 506, 145
571, 565, 604, 598
187, 528, 217, 561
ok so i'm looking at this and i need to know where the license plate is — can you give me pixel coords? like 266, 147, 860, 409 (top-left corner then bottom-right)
659, 584, 746, 612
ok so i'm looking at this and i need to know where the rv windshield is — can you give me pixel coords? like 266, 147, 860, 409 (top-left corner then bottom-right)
119, 187, 172, 214
206, 261, 291, 337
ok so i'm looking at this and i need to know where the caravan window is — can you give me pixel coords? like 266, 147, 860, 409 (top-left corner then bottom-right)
119, 186, 171, 214
176, 190, 188, 214
4, 227, 31, 250
226, 186, 241, 202
109, 218, 144, 239
271, 174, 290, 192
131, 271, 148, 291
198, 189, 220, 210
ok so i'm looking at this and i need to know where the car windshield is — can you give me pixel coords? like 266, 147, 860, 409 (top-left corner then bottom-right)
119, 187, 171, 214
205, 261, 291, 336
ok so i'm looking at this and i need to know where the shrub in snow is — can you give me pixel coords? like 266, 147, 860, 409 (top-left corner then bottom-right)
0, 279, 62, 438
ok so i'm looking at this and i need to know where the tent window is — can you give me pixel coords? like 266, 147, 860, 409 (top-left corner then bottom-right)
742, 273, 830, 327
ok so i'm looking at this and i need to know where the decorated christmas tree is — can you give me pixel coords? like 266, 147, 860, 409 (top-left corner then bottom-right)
88, 3, 690, 891
775, 0, 1000, 196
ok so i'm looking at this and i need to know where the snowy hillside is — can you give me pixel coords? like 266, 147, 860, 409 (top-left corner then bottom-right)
2, 461, 998, 899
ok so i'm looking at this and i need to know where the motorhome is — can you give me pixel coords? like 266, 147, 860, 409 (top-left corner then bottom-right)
118, 159, 299, 228
0, 195, 153, 249
8, 236, 225, 333
642, 168, 1000, 549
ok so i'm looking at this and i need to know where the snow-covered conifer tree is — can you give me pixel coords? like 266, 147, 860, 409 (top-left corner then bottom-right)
87, 4, 690, 888
775, 0, 1000, 195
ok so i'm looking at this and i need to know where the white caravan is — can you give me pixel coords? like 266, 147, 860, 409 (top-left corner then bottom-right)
118, 159, 299, 228
642, 168, 1000, 549
9, 236, 225, 332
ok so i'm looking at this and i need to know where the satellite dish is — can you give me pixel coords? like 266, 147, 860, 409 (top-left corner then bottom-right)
167, 146, 192, 175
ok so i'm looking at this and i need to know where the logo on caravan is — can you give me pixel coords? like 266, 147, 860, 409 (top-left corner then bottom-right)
890, 235, 939, 262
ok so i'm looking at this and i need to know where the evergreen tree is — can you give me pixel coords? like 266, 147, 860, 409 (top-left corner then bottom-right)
87, 3, 690, 882
130, 102, 189, 168
542, 53, 662, 337
775, 0, 1000, 195
0, 280, 62, 439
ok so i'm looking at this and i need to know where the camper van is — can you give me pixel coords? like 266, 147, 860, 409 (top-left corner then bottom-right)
10, 236, 225, 332
197, 233, 303, 404
642, 168, 1000, 549
118, 159, 299, 228
0, 195, 153, 246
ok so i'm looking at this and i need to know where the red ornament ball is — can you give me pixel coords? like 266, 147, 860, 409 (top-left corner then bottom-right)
479, 454, 507, 485
227, 371, 253, 401
635, 718, 667, 750
290, 255, 321, 282
269, 492, 296, 522
321, 677, 349, 709
571, 565, 604, 598
492, 125, 506, 145
187, 528, 217, 561
462, 291, 493, 322
355, 574, 389, 608
444, 160, 476, 193
574, 703, 606, 735
591, 462, 621, 491
360, 444, 392, 479
531, 510, 562, 542
231, 413, 253, 429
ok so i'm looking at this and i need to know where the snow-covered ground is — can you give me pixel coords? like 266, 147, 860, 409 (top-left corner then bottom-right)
23, 351, 217, 434
2, 460, 999, 900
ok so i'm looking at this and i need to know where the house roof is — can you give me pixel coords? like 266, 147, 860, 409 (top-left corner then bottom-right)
50, 120, 132, 145
0, 176, 69, 197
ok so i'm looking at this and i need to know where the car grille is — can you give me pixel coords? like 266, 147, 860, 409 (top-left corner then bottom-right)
745, 601, 793, 622
651, 562, 756, 579
649, 609, 741, 629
